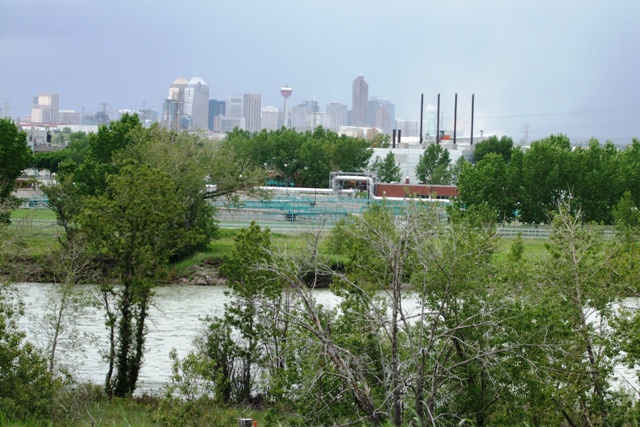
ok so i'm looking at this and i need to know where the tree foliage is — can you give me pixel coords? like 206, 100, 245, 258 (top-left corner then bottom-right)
80, 163, 199, 397
458, 133, 640, 224
226, 126, 373, 188
0, 285, 60, 420
415, 143, 452, 184
457, 152, 519, 222
369, 151, 401, 183
0, 119, 33, 221
473, 135, 514, 163
33, 131, 89, 173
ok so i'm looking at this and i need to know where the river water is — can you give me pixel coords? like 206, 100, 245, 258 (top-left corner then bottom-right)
14, 283, 340, 395
12, 283, 639, 396
16, 283, 233, 394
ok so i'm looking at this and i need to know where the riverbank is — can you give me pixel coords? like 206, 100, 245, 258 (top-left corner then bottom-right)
5, 208, 550, 287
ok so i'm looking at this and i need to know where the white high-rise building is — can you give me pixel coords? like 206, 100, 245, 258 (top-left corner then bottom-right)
261, 106, 279, 131
243, 93, 262, 133
31, 92, 60, 123
226, 96, 243, 118
326, 103, 348, 131
184, 77, 209, 131
291, 103, 312, 131
307, 112, 329, 130
163, 77, 188, 130
220, 96, 244, 132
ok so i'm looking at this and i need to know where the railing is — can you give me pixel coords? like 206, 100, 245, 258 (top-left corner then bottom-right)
497, 225, 616, 239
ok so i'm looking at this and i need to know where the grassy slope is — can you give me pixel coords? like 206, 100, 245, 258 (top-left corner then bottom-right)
10, 209, 550, 279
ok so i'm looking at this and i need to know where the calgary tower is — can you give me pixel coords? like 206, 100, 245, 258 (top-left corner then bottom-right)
280, 84, 292, 128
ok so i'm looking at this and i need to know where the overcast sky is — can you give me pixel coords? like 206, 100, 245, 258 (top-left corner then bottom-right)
2, 0, 639, 145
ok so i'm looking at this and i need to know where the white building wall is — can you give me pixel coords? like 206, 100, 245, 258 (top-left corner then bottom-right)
243, 94, 262, 133
261, 106, 279, 131
326, 103, 348, 131
372, 142, 476, 184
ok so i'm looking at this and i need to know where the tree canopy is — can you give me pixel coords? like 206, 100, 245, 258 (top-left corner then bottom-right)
225, 126, 373, 188
415, 143, 452, 184
369, 151, 401, 183
0, 119, 33, 220
41, 115, 265, 396
472, 135, 514, 163
458, 134, 639, 224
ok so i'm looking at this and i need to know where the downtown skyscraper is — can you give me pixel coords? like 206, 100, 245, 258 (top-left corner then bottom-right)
30, 92, 60, 124
162, 76, 209, 131
243, 93, 262, 133
351, 75, 368, 127
184, 77, 209, 131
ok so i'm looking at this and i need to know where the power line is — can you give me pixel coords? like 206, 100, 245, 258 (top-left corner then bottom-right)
478, 105, 640, 120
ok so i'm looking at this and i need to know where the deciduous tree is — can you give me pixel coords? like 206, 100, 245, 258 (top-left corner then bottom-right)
80, 163, 201, 397
370, 151, 401, 183
0, 118, 33, 222
473, 135, 514, 163
415, 143, 451, 184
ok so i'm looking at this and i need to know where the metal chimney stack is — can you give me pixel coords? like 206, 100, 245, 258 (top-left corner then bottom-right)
453, 93, 458, 145
436, 93, 440, 144
419, 93, 424, 144
471, 94, 475, 145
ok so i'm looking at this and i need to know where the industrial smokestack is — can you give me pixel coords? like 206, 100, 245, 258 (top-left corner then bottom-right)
436, 93, 440, 144
453, 93, 458, 145
419, 93, 424, 144
471, 94, 475, 145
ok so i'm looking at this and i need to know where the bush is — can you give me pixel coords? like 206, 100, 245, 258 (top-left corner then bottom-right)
0, 284, 61, 421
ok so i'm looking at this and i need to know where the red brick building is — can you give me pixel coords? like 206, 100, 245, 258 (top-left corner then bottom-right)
374, 183, 458, 199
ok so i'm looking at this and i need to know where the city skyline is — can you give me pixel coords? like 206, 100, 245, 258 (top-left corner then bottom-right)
3, 0, 640, 145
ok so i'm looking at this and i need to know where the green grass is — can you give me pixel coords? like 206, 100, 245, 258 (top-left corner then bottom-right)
10, 209, 63, 250
7, 208, 555, 281
11, 208, 57, 221
496, 237, 548, 263
78, 397, 267, 427
171, 229, 318, 279
1, 398, 267, 427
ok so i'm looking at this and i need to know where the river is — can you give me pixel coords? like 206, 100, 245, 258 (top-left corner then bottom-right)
12, 283, 639, 396
14, 283, 340, 395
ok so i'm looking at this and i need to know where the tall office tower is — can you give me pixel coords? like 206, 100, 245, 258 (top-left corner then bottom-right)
226, 96, 243, 118
302, 99, 319, 113
208, 99, 226, 131
163, 77, 188, 129
326, 103, 348, 131
368, 97, 395, 135
351, 75, 368, 127
221, 96, 244, 132
306, 112, 329, 130
184, 77, 209, 131
31, 92, 60, 123
243, 93, 262, 133
220, 116, 245, 133
291, 103, 312, 131
261, 106, 279, 131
